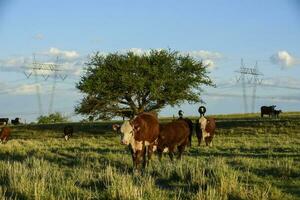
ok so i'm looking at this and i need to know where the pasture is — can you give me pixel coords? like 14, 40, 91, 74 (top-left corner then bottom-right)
0, 113, 300, 200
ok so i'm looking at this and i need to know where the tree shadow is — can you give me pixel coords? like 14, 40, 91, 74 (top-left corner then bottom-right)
188, 147, 300, 159
0, 173, 29, 200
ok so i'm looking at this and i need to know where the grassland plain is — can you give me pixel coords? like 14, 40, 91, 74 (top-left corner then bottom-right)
0, 112, 299, 200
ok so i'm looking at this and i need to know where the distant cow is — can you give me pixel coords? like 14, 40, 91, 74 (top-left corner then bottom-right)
177, 110, 194, 147
11, 118, 21, 125
0, 118, 9, 125
274, 109, 282, 118
261, 105, 276, 118
0, 127, 11, 144
117, 112, 159, 170
157, 119, 189, 161
195, 116, 216, 146
63, 125, 74, 141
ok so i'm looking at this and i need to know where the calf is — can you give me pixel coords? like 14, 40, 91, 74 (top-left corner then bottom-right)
195, 116, 216, 147
274, 110, 282, 118
117, 112, 159, 170
157, 120, 189, 161
63, 125, 73, 141
0, 127, 11, 144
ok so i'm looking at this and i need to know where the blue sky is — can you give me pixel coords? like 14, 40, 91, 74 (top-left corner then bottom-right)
0, 0, 299, 122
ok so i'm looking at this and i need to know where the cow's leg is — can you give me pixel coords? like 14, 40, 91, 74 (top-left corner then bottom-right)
188, 131, 192, 147
168, 146, 175, 161
147, 145, 154, 165
177, 144, 186, 160
142, 146, 148, 169
157, 149, 163, 162
205, 138, 209, 146
197, 130, 202, 146
134, 150, 144, 170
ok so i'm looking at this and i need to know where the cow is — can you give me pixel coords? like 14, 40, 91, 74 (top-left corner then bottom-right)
116, 112, 159, 170
177, 110, 194, 147
274, 109, 282, 118
156, 119, 189, 161
0, 118, 9, 125
0, 127, 11, 144
261, 105, 276, 118
195, 116, 216, 147
63, 125, 74, 141
11, 118, 21, 125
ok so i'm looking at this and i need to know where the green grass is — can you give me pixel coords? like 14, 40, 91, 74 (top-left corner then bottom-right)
1, 113, 300, 199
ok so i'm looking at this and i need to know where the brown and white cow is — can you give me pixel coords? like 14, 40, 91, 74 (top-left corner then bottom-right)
0, 127, 11, 144
195, 116, 216, 147
114, 112, 159, 170
157, 119, 189, 161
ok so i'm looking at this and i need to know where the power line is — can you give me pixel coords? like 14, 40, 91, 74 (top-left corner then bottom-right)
235, 59, 263, 113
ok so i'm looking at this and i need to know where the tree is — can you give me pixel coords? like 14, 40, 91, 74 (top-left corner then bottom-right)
37, 112, 69, 124
76, 49, 214, 119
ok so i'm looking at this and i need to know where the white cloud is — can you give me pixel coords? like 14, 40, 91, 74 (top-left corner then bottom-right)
0, 57, 31, 72
270, 51, 297, 68
127, 48, 149, 55
187, 50, 223, 60
202, 59, 216, 69
43, 47, 80, 60
186, 50, 223, 70
261, 76, 300, 90
10, 83, 41, 95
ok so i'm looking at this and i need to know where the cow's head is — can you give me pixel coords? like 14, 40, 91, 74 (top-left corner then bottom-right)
119, 120, 140, 145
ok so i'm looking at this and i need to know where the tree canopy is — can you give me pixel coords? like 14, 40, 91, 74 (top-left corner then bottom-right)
37, 112, 69, 124
76, 49, 214, 119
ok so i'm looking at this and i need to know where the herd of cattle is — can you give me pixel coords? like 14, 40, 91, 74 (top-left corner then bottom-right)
112, 109, 216, 170
0, 105, 281, 170
0, 117, 21, 125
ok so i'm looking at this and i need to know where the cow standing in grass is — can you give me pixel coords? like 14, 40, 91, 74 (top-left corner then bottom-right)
0, 118, 9, 125
177, 110, 194, 147
261, 105, 276, 118
195, 116, 216, 147
157, 119, 189, 161
64, 125, 74, 141
0, 127, 11, 144
274, 110, 282, 118
114, 112, 159, 170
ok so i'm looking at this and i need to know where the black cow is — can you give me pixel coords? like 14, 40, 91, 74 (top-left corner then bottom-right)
64, 125, 74, 140
0, 118, 9, 125
274, 110, 282, 118
261, 105, 276, 118
11, 118, 21, 125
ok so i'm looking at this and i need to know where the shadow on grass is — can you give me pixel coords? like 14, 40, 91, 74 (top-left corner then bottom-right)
0, 152, 28, 162
0, 173, 29, 200
188, 147, 300, 159
227, 160, 300, 199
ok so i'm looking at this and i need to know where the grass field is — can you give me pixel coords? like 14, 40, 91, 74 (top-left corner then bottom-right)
0, 113, 300, 200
